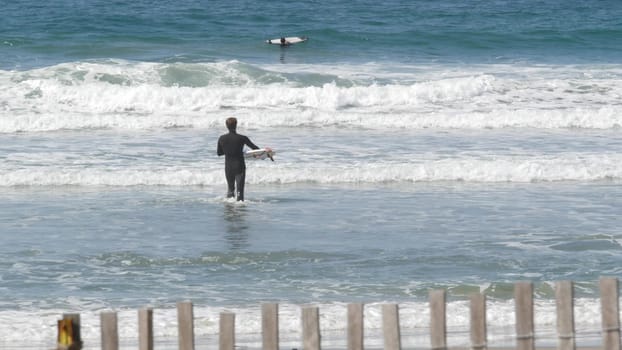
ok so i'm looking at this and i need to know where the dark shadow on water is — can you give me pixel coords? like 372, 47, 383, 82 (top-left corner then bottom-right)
223, 202, 249, 251
280, 47, 288, 63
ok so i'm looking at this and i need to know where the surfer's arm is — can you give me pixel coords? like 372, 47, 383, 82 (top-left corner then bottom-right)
244, 136, 260, 150
217, 138, 224, 156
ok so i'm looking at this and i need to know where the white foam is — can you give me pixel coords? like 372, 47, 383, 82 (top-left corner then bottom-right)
1, 106, 621, 132
0, 299, 605, 349
1, 153, 620, 186
2, 61, 622, 132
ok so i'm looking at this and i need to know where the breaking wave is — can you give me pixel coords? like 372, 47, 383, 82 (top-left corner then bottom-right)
1, 60, 621, 132
1, 154, 620, 186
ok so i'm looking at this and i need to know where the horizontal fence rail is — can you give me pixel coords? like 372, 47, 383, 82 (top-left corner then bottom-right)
56, 277, 621, 350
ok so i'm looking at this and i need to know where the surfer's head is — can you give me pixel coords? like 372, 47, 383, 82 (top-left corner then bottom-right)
226, 117, 237, 132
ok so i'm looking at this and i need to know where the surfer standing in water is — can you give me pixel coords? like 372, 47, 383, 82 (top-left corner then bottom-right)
217, 117, 262, 201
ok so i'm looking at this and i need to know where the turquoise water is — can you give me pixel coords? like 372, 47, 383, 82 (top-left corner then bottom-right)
3, 0, 622, 69
1, 0, 622, 348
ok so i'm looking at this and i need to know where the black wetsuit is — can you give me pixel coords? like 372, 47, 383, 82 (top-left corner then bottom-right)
217, 131, 259, 201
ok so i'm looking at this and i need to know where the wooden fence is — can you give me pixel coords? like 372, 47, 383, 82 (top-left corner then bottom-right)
57, 277, 621, 350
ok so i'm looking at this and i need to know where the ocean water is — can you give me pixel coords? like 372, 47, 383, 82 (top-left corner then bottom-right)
1, 0, 622, 349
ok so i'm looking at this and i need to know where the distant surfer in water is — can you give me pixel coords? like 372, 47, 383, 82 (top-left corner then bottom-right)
217, 117, 261, 201
280, 37, 290, 46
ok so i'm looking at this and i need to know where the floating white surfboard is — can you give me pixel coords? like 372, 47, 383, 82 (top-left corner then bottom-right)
266, 36, 308, 45
245, 148, 275, 161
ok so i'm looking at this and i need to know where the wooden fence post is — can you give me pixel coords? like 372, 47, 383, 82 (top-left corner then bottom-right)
138, 308, 154, 350
347, 303, 364, 350
262, 303, 279, 350
58, 313, 82, 350
177, 301, 195, 350
555, 281, 575, 350
302, 306, 321, 350
515, 281, 535, 350
220, 312, 235, 350
600, 277, 621, 350
100, 311, 119, 350
430, 289, 447, 350
382, 304, 401, 350
470, 293, 487, 350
